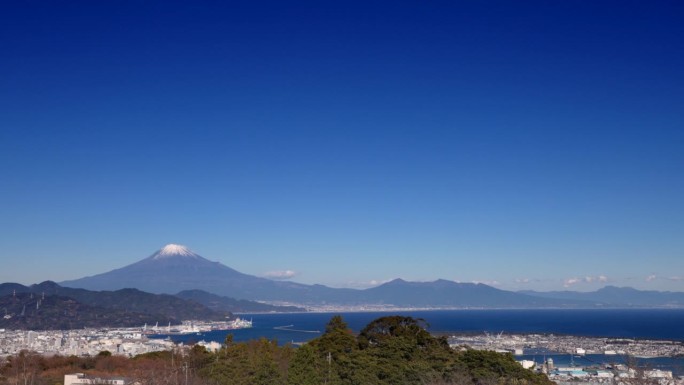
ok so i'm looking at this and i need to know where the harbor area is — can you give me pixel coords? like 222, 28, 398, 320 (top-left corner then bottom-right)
447, 333, 684, 384
0, 319, 252, 357
447, 332, 684, 358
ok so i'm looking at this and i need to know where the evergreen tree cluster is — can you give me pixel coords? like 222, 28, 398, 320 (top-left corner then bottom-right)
201, 315, 553, 385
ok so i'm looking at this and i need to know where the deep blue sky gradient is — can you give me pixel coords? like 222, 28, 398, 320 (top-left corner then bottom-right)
1, 1, 683, 291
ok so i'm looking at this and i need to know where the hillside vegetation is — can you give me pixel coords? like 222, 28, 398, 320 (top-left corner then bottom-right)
0, 282, 231, 329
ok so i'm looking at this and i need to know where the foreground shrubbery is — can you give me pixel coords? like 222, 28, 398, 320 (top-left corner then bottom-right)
0, 316, 554, 385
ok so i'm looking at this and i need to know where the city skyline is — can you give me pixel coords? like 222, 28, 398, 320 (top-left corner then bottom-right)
1, 1, 683, 292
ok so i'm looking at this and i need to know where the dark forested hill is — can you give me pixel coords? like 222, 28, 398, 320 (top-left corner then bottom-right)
0, 281, 230, 329
30, 281, 230, 320
0, 292, 170, 330
201, 315, 556, 385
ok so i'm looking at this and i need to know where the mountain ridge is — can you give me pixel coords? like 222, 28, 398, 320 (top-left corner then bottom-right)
176, 289, 306, 313
0, 281, 230, 323
0, 291, 170, 330
519, 285, 684, 307
57, 244, 684, 308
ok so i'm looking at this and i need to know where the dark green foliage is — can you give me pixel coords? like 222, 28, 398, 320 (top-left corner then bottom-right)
354, 316, 457, 384
194, 316, 551, 385
187, 345, 212, 372
132, 350, 173, 360
456, 349, 551, 385
295, 316, 555, 385
325, 315, 349, 333
287, 344, 322, 385
317, 315, 358, 357
358, 315, 437, 348
0, 293, 167, 330
201, 338, 293, 385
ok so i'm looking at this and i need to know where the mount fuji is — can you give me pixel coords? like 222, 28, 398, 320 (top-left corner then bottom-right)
60, 244, 588, 307
60, 244, 357, 303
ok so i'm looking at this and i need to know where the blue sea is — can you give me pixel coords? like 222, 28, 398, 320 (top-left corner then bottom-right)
151, 309, 684, 375
156, 309, 684, 344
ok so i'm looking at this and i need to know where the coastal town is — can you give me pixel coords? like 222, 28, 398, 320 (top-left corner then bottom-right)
448, 333, 684, 385
0, 327, 176, 358
447, 333, 684, 358
0, 319, 251, 358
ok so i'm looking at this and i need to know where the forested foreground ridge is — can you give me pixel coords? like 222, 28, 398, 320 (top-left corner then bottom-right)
0, 316, 553, 385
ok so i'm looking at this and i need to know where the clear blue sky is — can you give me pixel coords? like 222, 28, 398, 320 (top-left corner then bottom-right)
1, 1, 683, 291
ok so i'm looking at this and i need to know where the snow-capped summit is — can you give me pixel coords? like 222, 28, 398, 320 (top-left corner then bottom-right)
153, 244, 200, 259
142, 244, 211, 265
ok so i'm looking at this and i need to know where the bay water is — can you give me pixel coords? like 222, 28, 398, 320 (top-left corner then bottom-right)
152, 309, 684, 375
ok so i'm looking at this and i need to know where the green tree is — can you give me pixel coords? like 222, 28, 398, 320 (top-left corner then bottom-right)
253, 354, 282, 385
455, 349, 551, 385
287, 344, 322, 385
201, 337, 289, 385
358, 316, 435, 349
317, 315, 357, 357
325, 315, 348, 334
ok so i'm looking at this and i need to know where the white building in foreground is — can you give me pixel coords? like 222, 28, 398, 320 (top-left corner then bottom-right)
64, 373, 131, 385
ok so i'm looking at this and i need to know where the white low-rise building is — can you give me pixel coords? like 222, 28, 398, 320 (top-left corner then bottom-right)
517, 360, 535, 370
646, 369, 674, 379
64, 373, 129, 385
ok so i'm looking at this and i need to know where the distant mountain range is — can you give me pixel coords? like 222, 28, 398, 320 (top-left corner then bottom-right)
176, 290, 305, 313
58, 244, 684, 308
58, 245, 559, 307
356, 279, 587, 308
2, 243, 681, 330
519, 286, 684, 307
